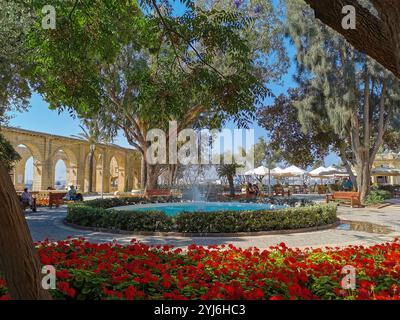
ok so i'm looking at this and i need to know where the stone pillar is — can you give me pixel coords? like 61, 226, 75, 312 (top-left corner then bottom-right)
76, 145, 86, 192
40, 137, 53, 190
40, 158, 53, 190
133, 156, 141, 190
14, 156, 28, 191
98, 149, 110, 194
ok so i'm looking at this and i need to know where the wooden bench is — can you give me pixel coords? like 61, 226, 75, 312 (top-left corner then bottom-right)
49, 192, 67, 208
145, 189, 172, 199
326, 191, 361, 208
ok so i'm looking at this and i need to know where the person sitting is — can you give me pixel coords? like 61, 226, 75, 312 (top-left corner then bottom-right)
252, 184, 260, 196
64, 185, 83, 202
20, 188, 36, 212
245, 182, 256, 198
342, 178, 353, 191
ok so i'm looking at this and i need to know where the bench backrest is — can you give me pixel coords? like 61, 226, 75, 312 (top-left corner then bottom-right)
49, 192, 67, 199
145, 189, 171, 196
333, 191, 360, 199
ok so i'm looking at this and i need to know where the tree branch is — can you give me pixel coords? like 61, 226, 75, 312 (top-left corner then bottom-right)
304, 0, 400, 78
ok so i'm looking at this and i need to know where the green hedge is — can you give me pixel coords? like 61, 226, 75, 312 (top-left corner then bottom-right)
66, 199, 337, 233
175, 204, 338, 233
67, 204, 174, 232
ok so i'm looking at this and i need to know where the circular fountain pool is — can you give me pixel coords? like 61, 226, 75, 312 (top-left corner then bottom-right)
113, 201, 287, 217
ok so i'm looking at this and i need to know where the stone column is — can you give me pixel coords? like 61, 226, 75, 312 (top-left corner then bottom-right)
101, 149, 110, 194
76, 145, 86, 192
40, 137, 54, 190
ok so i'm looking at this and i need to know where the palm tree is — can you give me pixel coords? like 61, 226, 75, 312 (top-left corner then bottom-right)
217, 164, 238, 196
72, 119, 110, 193
217, 160, 243, 196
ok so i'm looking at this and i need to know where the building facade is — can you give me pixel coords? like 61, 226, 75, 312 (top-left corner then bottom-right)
372, 152, 400, 185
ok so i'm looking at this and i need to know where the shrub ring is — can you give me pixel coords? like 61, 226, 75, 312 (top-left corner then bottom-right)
63, 219, 341, 238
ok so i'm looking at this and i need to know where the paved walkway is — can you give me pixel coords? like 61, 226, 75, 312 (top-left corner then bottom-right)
26, 202, 400, 249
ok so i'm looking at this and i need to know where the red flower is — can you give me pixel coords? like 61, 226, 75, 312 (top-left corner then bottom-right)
270, 295, 284, 300
57, 281, 76, 298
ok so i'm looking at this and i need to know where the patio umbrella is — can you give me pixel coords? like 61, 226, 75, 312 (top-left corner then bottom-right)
269, 167, 286, 185
308, 166, 330, 186
244, 168, 256, 176
273, 166, 306, 190
252, 166, 270, 176
279, 165, 306, 178
320, 165, 347, 176
270, 166, 285, 176
308, 166, 328, 178
241, 168, 257, 184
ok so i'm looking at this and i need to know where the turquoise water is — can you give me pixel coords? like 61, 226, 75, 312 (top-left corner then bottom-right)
120, 201, 286, 217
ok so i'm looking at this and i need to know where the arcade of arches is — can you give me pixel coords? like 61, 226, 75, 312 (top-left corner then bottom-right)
2, 127, 141, 193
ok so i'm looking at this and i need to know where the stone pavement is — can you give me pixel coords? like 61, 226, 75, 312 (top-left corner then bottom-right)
25, 203, 400, 249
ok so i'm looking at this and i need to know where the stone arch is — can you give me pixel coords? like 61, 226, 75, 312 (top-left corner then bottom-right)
108, 153, 126, 193
12, 141, 44, 191
50, 146, 79, 190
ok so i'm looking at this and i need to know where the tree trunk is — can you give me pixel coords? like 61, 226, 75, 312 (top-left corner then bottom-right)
168, 164, 178, 186
88, 150, 94, 193
0, 162, 52, 300
304, 0, 400, 79
146, 164, 159, 190
355, 162, 371, 203
140, 156, 147, 190
228, 175, 235, 196
268, 172, 272, 196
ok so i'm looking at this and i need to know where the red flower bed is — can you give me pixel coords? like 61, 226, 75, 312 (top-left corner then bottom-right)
1, 238, 400, 300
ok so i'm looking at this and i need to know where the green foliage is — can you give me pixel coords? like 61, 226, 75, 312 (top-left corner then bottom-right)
26, 0, 145, 116
72, 118, 111, 146
0, 0, 32, 119
195, 0, 288, 83
257, 90, 335, 167
216, 163, 242, 181
0, 133, 21, 170
365, 189, 392, 206
66, 204, 174, 232
175, 204, 337, 233
68, 269, 107, 300
250, 137, 269, 167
